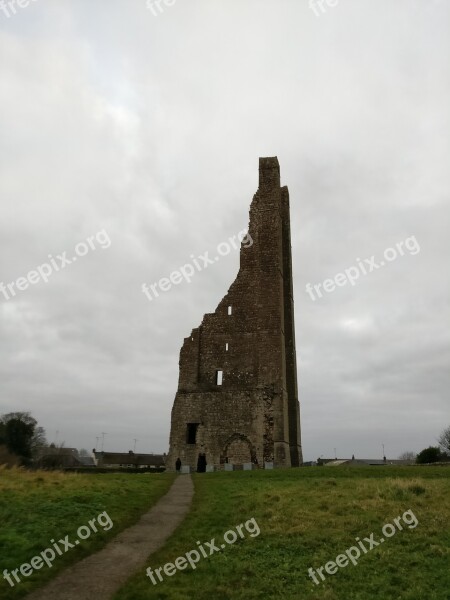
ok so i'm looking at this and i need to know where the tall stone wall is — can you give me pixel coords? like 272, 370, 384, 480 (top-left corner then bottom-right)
167, 157, 303, 470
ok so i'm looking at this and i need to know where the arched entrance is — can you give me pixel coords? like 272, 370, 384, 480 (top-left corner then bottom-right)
222, 434, 255, 465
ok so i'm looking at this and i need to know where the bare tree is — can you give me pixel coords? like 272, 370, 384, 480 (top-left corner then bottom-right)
438, 426, 450, 454
398, 451, 416, 461
30, 426, 47, 457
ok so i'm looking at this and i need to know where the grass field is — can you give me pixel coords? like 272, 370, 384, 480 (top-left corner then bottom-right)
1, 466, 449, 600
112, 466, 450, 600
0, 467, 175, 599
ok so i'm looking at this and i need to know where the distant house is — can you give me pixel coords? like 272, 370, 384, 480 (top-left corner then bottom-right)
93, 450, 166, 469
319, 457, 414, 467
323, 459, 351, 467
78, 455, 96, 467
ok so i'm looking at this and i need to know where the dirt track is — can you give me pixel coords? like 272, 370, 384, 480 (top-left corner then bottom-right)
25, 475, 194, 600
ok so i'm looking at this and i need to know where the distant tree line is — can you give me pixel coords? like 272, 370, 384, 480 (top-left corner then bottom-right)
2, 412, 449, 469
400, 425, 450, 464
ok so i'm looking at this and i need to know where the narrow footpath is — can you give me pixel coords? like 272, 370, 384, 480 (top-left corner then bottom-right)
25, 475, 194, 600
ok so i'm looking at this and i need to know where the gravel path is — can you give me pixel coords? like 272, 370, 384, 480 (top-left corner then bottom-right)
25, 474, 194, 600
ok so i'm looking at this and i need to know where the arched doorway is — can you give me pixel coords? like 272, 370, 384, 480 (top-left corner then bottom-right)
223, 434, 255, 464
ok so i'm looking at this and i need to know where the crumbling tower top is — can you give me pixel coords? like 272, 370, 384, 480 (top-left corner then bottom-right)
258, 156, 280, 189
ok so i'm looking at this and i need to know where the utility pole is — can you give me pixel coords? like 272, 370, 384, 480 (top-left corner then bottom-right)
101, 432, 107, 452
334, 447, 337, 459
133, 439, 138, 453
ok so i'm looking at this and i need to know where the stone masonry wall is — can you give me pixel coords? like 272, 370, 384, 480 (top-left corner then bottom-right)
167, 157, 303, 471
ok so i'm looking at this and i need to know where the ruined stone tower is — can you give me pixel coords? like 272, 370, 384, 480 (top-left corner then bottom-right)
167, 157, 302, 470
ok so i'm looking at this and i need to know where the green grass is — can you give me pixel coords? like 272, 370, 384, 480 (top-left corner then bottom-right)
113, 466, 450, 600
0, 467, 175, 599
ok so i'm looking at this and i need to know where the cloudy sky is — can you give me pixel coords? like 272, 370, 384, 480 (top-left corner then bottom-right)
0, 0, 449, 462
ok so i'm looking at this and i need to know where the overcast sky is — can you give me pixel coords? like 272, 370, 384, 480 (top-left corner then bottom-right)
0, 0, 449, 462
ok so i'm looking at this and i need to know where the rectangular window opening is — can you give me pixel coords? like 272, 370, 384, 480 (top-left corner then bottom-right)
225, 343, 229, 351
186, 423, 199, 445
227, 306, 232, 316
216, 370, 223, 386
